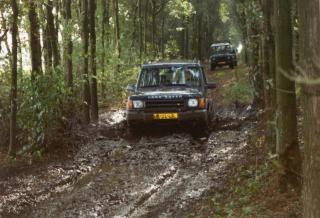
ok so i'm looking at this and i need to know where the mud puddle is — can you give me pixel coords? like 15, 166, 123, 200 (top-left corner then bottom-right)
0, 107, 256, 218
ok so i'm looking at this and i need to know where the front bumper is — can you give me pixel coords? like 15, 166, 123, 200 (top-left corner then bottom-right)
210, 57, 237, 66
127, 109, 208, 125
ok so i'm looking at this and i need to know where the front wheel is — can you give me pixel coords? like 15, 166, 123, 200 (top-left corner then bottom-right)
127, 123, 141, 138
191, 121, 210, 138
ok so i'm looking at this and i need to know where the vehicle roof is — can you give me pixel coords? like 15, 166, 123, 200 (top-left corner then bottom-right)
142, 60, 202, 68
210, 42, 231, 47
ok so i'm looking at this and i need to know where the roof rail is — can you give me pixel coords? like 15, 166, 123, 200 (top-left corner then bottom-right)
143, 59, 201, 64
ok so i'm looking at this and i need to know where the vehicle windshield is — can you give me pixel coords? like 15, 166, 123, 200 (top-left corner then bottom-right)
138, 66, 202, 88
211, 45, 232, 54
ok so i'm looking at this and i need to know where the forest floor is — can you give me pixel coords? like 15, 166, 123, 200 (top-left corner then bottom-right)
0, 66, 301, 217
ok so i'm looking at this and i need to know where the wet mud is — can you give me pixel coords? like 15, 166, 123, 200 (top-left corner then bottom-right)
0, 106, 256, 218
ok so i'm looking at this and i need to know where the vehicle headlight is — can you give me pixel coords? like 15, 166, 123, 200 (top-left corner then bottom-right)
188, 99, 198, 107
133, 100, 144, 109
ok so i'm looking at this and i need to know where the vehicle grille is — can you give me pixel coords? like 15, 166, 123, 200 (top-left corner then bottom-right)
145, 99, 185, 111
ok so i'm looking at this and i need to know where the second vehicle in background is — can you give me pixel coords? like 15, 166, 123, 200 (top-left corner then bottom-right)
210, 42, 237, 70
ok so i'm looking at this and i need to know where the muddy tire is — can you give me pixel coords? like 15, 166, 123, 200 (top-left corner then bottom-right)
229, 64, 234, 69
190, 122, 209, 138
127, 123, 141, 138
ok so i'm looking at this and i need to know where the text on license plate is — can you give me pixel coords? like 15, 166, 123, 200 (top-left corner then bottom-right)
153, 113, 178, 120
218, 61, 226, 64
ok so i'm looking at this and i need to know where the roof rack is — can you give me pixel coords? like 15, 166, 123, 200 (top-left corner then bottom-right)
143, 59, 201, 65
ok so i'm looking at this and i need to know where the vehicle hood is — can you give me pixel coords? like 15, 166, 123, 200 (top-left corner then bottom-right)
131, 87, 203, 100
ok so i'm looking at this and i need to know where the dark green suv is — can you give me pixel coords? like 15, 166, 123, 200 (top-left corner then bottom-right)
210, 43, 237, 70
126, 61, 216, 133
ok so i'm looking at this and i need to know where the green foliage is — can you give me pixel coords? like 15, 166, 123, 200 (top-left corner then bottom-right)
221, 80, 253, 105
0, 69, 11, 147
212, 160, 274, 217
168, 0, 194, 20
17, 72, 74, 154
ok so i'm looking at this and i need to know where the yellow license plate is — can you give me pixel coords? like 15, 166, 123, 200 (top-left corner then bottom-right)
153, 113, 178, 120
218, 61, 226, 64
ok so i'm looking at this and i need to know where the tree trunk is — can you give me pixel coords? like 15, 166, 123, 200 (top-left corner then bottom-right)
262, 0, 277, 153
138, 0, 143, 60
113, 0, 121, 61
100, 0, 109, 99
160, 10, 165, 58
28, 0, 42, 79
151, 0, 156, 57
143, 0, 148, 55
274, 0, 301, 192
131, 0, 138, 49
8, 0, 19, 157
89, 0, 98, 122
81, 0, 90, 124
63, 0, 73, 88
197, 13, 202, 61
42, 12, 53, 74
46, 0, 60, 68
299, 0, 320, 216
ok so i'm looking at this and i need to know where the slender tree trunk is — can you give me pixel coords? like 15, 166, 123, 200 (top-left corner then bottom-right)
8, 0, 19, 157
184, 23, 189, 59
151, 0, 156, 57
101, 0, 107, 74
299, 0, 320, 216
47, 0, 60, 68
28, 0, 42, 79
138, 0, 143, 60
197, 13, 202, 61
42, 13, 53, 74
89, 0, 98, 122
274, 0, 301, 192
262, 0, 276, 153
161, 10, 165, 58
81, 0, 90, 124
143, 0, 148, 55
63, 0, 73, 88
113, 0, 121, 61
100, 0, 109, 98
131, 0, 138, 49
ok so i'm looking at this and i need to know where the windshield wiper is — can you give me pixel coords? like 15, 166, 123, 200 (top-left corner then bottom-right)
140, 85, 159, 88
164, 84, 192, 88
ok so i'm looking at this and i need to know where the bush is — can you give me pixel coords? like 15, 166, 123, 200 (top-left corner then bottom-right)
221, 80, 253, 105
17, 72, 75, 155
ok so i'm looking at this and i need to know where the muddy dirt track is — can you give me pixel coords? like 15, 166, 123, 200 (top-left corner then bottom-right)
0, 106, 256, 218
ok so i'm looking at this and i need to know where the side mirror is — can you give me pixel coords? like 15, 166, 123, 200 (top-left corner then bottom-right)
206, 82, 217, 89
127, 84, 136, 92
